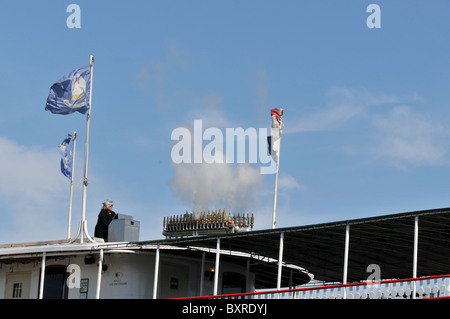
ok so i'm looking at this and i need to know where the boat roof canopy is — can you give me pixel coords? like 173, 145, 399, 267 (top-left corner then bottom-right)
141, 207, 450, 283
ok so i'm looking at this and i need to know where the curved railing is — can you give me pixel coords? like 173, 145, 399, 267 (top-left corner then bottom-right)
178, 274, 450, 299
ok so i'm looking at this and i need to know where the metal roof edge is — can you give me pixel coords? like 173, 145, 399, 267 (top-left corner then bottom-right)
136, 206, 450, 245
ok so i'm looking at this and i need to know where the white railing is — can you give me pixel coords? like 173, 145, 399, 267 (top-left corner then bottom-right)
180, 275, 450, 300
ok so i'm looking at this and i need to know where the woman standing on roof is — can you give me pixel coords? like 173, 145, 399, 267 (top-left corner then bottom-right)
94, 200, 117, 241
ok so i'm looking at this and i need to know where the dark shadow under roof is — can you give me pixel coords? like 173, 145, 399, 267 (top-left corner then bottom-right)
141, 207, 450, 284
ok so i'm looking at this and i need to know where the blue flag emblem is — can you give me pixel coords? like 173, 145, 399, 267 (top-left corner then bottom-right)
58, 134, 74, 179
45, 66, 91, 115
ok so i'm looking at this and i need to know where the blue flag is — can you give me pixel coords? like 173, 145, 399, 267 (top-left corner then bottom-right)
58, 134, 74, 179
45, 66, 91, 115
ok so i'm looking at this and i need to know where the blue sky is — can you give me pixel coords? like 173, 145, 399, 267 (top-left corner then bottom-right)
0, 1, 449, 243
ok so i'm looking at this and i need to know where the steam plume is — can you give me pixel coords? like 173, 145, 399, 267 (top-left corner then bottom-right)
169, 161, 263, 214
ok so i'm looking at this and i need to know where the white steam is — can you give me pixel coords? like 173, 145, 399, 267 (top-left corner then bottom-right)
169, 100, 266, 215
169, 162, 264, 214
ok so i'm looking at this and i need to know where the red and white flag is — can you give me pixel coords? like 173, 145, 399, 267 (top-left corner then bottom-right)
269, 108, 283, 163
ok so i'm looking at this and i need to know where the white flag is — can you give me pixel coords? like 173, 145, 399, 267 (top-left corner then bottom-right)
269, 108, 283, 163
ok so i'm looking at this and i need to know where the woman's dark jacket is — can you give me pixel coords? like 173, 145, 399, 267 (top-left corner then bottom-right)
94, 209, 117, 240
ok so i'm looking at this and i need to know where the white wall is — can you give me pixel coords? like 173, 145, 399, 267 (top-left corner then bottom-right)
0, 250, 254, 299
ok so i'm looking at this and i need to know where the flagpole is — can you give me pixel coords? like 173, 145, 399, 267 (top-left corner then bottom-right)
271, 108, 283, 230
80, 55, 95, 243
272, 137, 280, 229
67, 131, 77, 239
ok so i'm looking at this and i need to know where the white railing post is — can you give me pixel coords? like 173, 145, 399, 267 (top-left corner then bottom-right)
153, 244, 160, 299
38, 252, 46, 299
213, 238, 221, 296
277, 232, 284, 293
95, 249, 103, 299
343, 224, 350, 298
412, 216, 419, 299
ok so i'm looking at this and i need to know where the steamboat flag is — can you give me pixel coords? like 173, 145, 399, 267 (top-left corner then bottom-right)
268, 108, 283, 163
45, 66, 91, 115
267, 135, 279, 163
58, 134, 74, 179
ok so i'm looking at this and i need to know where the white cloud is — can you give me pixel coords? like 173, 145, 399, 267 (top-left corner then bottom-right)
370, 106, 449, 166
287, 87, 417, 134
0, 137, 68, 242
291, 103, 365, 133
287, 87, 448, 167
0, 137, 65, 202
278, 173, 305, 190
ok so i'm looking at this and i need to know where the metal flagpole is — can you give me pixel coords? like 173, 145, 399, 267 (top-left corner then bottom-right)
67, 131, 77, 239
272, 109, 283, 229
69, 56, 96, 244
79, 54, 96, 243
272, 138, 280, 229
